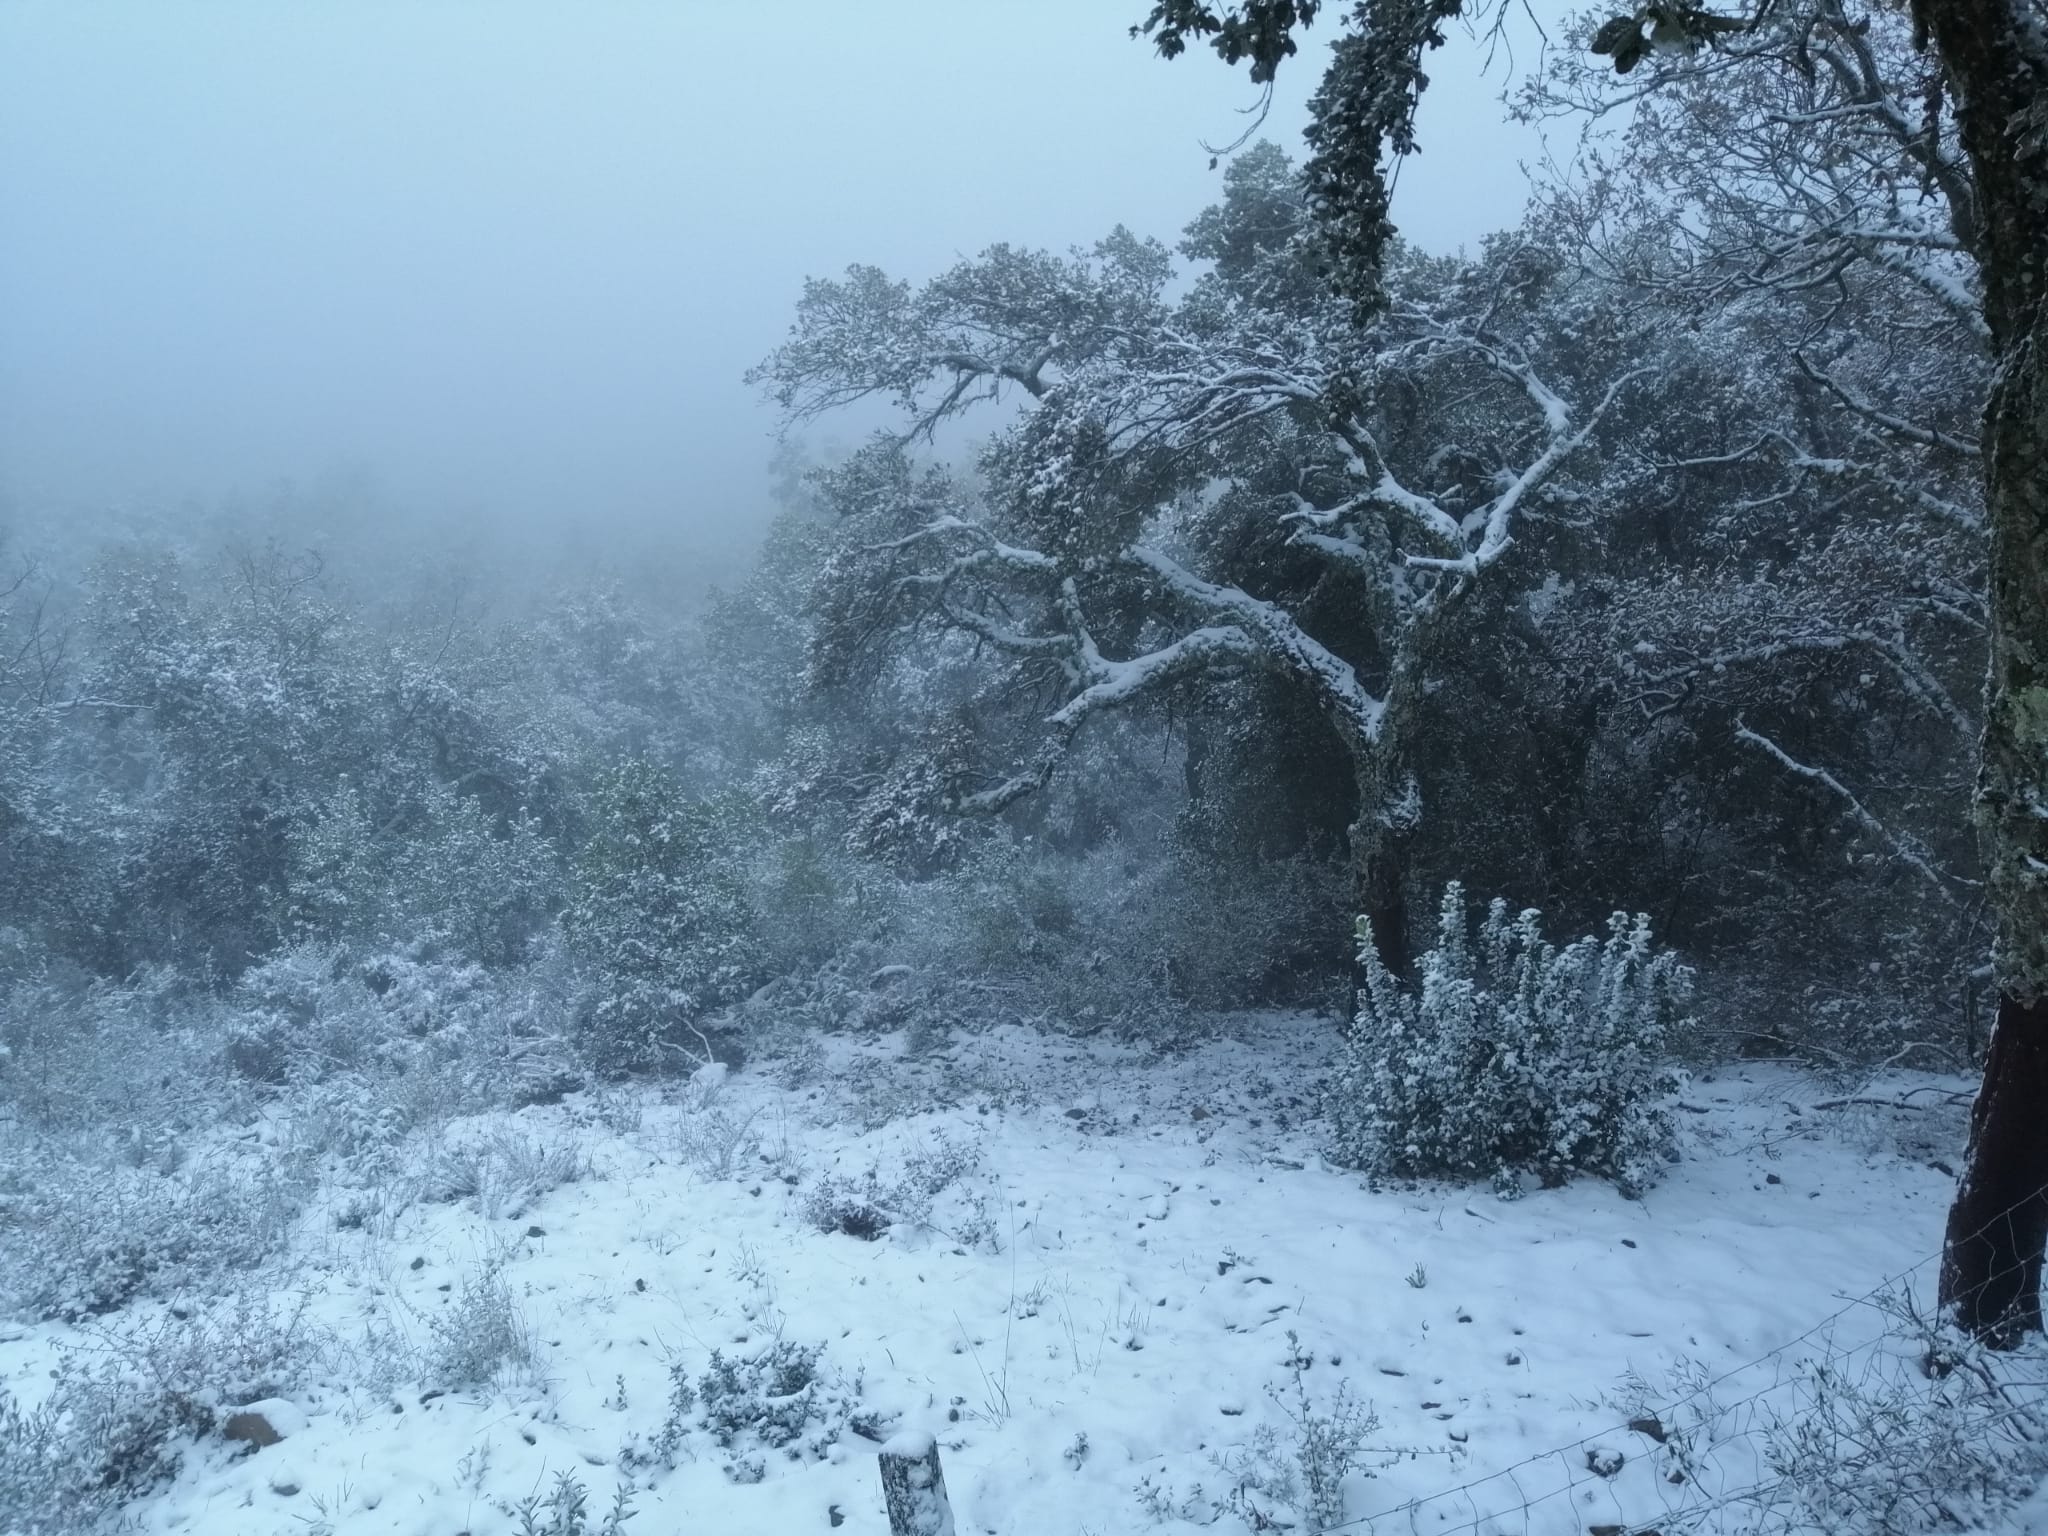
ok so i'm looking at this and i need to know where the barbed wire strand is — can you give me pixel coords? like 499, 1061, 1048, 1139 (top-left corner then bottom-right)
1316, 1176, 2048, 1536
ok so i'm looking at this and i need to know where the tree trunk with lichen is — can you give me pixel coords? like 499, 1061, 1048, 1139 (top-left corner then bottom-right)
1350, 757, 1416, 984
1938, 323, 2048, 1342
1915, 0, 2048, 1344
1346, 658, 1428, 985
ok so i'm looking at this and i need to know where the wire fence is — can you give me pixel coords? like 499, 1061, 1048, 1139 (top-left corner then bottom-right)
1318, 1180, 2048, 1536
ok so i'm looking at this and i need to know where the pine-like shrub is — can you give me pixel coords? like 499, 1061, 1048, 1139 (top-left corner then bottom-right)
563, 761, 759, 1074
1331, 883, 1685, 1198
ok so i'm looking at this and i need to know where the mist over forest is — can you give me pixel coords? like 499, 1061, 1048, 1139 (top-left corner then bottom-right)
2, 5, 2046, 1535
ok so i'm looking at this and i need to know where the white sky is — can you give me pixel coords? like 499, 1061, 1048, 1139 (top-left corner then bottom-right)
0, 1, 1565, 568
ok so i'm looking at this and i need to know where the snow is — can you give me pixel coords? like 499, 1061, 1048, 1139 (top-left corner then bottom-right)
881, 1429, 937, 1460
0, 1017, 2027, 1536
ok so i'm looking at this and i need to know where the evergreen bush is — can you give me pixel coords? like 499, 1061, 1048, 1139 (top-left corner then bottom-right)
1332, 883, 1685, 1197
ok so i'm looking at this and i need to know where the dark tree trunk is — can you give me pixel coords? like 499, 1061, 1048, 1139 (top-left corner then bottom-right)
1347, 775, 1413, 988
1346, 660, 1424, 987
1913, 0, 2048, 1344
1358, 838, 1410, 983
1941, 993, 2048, 1344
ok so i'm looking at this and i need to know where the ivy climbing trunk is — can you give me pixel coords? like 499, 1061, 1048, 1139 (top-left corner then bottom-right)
1351, 807, 1413, 984
1347, 668, 1424, 984
1915, 0, 2048, 1344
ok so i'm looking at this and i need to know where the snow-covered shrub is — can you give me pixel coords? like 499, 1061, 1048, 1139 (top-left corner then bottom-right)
233, 947, 581, 1160
693, 1338, 868, 1476
1331, 883, 1685, 1198
743, 833, 877, 977
802, 1174, 892, 1241
0, 963, 232, 1137
291, 778, 560, 968
730, 954, 920, 1040
424, 1127, 588, 1220
233, 945, 516, 1084
671, 1095, 762, 1181
0, 1294, 323, 1530
0, 1389, 75, 1535
509, 1469, 636, 1536
1217, 1373, 1380, 1534
1617, 1296, 2048, 1536
1766, 1355, 2048, 1534
0, 1152, 302, 1321
563, 761, 759, 1075
636, 1337, 871, 1482
876, 836, 1340, 1038
427, 1260, 534, 1389
801, 1134, 992, 1245
647, 1358, 698, 1469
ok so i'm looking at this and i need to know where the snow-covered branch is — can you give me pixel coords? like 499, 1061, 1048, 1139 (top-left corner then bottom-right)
1793, 353, 1981, 459
1124, 543, 1388, 745
1733, 717, 1959, 902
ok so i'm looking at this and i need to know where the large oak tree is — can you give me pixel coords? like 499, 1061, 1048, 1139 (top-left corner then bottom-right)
1137, 0, 2045, 1340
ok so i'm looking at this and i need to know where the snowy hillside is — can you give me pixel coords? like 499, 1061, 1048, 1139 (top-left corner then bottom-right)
6, 1018, 2038, 1536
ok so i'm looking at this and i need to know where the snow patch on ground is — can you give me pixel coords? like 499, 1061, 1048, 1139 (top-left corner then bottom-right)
2, 1016, 2031, 1535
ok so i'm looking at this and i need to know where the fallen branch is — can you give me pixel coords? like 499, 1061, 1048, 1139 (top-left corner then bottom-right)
1804, 1088, 1974, 1112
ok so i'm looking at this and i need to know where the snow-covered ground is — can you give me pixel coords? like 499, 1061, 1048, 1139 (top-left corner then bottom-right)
5, 1016, 2041, 1536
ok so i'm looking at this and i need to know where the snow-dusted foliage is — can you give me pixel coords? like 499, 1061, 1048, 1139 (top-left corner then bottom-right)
290, 778, 558, 968
564, 761, 758, 1074
0, 1293, 322, 1530
0, 1152, 300, 1322
646, 1339, 871, 1485
752, 151, 1647, 943
1332, 883, 1684, 1197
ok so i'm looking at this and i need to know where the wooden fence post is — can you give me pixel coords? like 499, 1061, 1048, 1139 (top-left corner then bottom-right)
878, 1430, 957, 1536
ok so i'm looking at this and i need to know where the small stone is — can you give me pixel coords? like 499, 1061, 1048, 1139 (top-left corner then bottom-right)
1620, 1238, 1637, 1249
526, 1225, 546, 1238
409, 1256, 426, 1271
223, 1399, 308, 1451
222, 1412, 282, 1449
1766, 1173, 1781, 1185
828, 1506, 845, 1528
1506, 1350, 1523, 1365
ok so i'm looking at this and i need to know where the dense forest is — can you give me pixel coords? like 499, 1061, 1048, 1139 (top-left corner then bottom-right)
2, 3, 2045, 1534
3, 9, 1994, 1069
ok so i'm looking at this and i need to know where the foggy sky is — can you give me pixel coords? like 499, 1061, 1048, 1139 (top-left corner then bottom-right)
0, 2, 1563, 574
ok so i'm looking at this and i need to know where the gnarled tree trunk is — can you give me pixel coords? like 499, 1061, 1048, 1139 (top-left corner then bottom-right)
1351, 808, 1413, 983
1348, 697, 1421, 983
1917, 0, 2048, 1344
1942, 995, 2048, 1342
